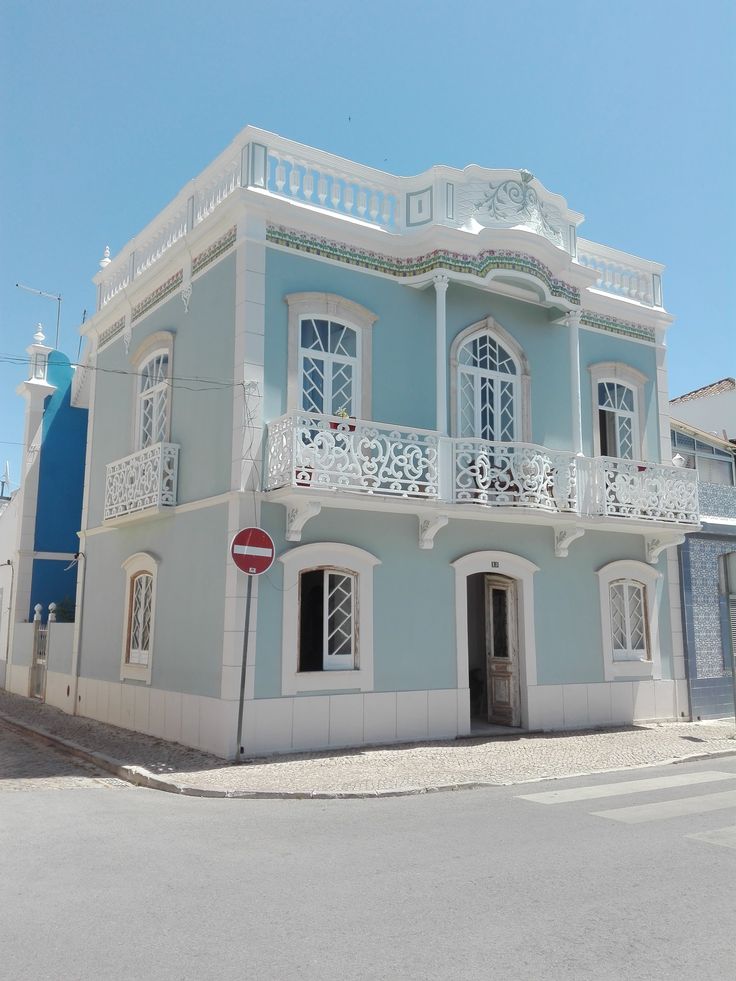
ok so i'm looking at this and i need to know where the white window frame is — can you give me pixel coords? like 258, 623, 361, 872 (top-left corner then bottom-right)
280, 542, 380, 694
120, 551, 159, 684
285, 293, 377, 419
589, 362, 647, 461
129, 331, 175, 452
450, 317, 531, 442
298, 567, 357, 672
597, 559, 662, 681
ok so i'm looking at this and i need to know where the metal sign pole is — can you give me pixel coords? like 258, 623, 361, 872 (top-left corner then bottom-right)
235, 574, 254, 760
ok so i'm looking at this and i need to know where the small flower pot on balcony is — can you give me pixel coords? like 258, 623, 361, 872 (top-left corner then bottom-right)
329, 418, 356, 432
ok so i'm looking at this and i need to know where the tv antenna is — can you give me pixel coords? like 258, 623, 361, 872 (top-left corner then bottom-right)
0, 461, 10, 499
16, 283, 62, 349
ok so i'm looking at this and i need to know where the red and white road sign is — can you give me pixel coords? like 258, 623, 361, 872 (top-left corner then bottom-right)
230, 527, 275, 576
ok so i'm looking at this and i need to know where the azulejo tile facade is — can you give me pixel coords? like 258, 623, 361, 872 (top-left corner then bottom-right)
4, 125, 709, 758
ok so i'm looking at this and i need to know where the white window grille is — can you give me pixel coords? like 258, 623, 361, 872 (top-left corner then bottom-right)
609, 580, 649, 662
127, 572, 153, 667
598, 382, 636, 459
298, 568, 357, 671
299, 318, 359, 417
137, 353, 169, 449
457, 333, 518, 441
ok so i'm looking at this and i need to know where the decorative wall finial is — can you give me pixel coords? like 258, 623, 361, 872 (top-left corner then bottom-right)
33, 323, 45, 344
99, 245, 111, 269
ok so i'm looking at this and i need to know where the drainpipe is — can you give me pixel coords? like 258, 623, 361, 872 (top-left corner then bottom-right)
433, 274, 449, 434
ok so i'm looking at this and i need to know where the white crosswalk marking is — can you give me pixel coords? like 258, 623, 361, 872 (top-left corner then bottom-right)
593, 789, 736, 824
518, 771, 736, 805
686, 825, 736, 850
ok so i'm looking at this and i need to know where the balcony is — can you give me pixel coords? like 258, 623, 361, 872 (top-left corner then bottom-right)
264, 413, 699, 535
104, 442, 180, 522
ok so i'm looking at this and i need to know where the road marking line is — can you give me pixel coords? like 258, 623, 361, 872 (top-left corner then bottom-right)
686, 825, 736, 850
593, 789, 736, 824
518, 771, 736, 805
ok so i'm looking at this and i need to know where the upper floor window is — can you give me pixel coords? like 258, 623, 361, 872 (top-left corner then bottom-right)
589, 363, 647, 461
130, 331, 175, 452
598, 381, 636, 459
671, 429, 735, 485
300, 319, 359, 417
138, 352, 169, 448
451, 318, 530, 443
286, 293, 377, 420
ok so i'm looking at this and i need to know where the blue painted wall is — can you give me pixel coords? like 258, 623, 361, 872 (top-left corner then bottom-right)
29, 351, 88, 618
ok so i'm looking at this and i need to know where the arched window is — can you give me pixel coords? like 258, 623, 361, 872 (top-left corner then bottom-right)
286, 294, 377, 419
120, 552, 159, 684
457, 331, 519, 441
597, 560, 661, 681
598, 381, 636, 459
299, 319, 359, 417
137, 352, 170, 448
280, 542, 380, 694
609, 579, 649, 661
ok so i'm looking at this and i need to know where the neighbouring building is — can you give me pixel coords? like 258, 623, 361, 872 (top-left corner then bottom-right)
670, 393, 736, 720
48, 127, 699, 758
0, 326, 88, 700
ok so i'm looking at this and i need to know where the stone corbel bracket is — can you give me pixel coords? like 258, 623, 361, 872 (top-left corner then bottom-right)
418, 513, 449, 550
285, 501, 322, 542
554, 524, 585, 558
645, 534, 685, 565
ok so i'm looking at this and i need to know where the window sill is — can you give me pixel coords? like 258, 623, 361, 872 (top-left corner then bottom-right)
605, 659, 656, 681
283, 668, 372, 695
121, 662, 152, 684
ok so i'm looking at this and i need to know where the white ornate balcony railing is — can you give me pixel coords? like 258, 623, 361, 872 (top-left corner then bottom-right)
576, 238, 663, 307
265, 412, 439, 498
454, 440, 579, 512
595, 457, 698, 524
104, 442, 180, 521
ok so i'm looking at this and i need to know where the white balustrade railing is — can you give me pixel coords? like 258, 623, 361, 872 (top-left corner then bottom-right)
454, 440, 578, 511
576, 239, 662, 306
104, 442, 180, 521
265, 412, 439, 498
262, 146, 400, 230
596, 457, 698, 524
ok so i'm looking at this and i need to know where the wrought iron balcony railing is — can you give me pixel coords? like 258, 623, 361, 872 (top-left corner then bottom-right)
104, 441, 180, 521
264, 414, 699, 526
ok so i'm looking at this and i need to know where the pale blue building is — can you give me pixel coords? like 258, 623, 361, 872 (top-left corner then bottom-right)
51, 128, 699, 757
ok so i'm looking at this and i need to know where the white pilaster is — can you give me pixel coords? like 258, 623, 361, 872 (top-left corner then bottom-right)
567, 310, 583, 456
655, 327, 672, 464
433, 275, 449, 434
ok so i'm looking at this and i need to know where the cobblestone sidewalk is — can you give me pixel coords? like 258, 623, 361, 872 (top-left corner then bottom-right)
1, 689, 735, 798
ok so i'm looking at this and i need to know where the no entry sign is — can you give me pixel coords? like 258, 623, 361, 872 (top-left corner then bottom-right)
230, 527, 275, 576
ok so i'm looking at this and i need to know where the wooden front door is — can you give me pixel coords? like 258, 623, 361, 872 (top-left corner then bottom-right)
484, 575, 520, 726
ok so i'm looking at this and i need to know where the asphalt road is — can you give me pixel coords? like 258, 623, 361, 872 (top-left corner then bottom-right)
1, 728, 735, 981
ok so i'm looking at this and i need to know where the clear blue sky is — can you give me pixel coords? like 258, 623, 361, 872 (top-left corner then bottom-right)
1, 0, 733, 487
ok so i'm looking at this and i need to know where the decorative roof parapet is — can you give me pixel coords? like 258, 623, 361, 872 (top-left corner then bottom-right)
266, 224, 581, 305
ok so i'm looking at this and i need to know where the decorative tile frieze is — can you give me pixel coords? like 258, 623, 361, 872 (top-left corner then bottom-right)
266, 224, 581, 304
131, 270, 183, 323
192, 225, 237, 276
580, 311, 656, 343
98, 316, 126, 348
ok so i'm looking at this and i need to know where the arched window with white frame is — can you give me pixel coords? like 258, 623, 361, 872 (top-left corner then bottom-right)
130, 332, 175, 452
598, 381, 636, 459
120, 552, 159, 684
280, 542, 380, 695
286, 294, 377, 420
597, 560, 662, 681
451, 318, 530, 443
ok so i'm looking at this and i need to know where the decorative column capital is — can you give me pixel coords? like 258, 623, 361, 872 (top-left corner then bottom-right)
565, 309, 583, 329
433, 273, 449, 294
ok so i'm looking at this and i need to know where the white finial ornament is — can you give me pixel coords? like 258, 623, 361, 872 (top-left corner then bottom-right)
99, 245, 111, 269
33, 323, 45, 344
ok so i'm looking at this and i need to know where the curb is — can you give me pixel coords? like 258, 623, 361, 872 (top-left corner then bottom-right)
2, 709, 736, 801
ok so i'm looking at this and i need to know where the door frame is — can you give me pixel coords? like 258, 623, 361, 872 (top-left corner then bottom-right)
452, 550, 539, 735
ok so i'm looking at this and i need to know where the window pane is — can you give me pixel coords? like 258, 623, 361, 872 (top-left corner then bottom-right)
329, 322, 356, 357
301, 357, 325, 413
326, 572, 354, 662
330, 362, 354, 416
128, 573, 153, 666
699, 457, 734, 485
298, 570, 324, 671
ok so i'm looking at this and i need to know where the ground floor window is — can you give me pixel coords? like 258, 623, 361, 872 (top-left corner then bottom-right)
299, 568, 356, 671
597, 560, 661, 681
120, 552, 158, 683
280, 542, 379, 695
